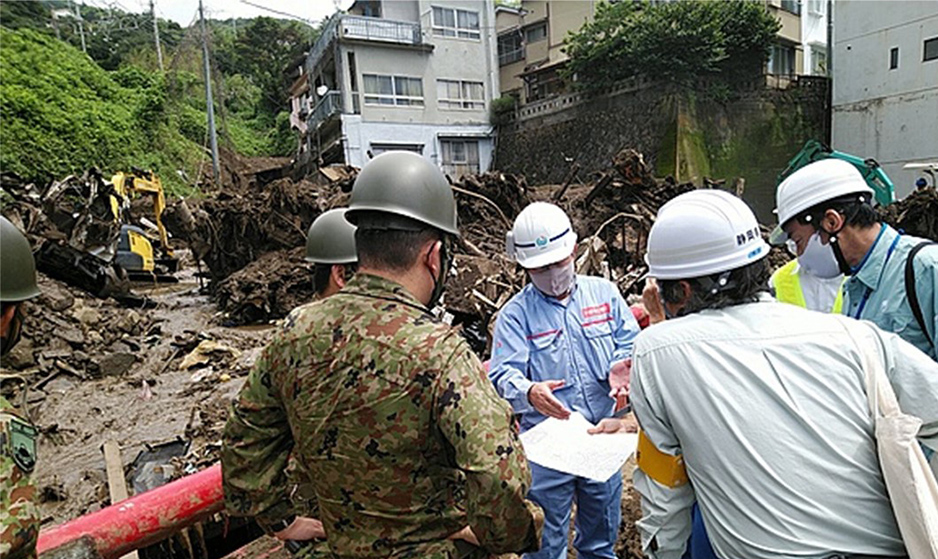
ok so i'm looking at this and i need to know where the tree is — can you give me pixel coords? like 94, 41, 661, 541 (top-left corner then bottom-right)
562, 0, 781, 92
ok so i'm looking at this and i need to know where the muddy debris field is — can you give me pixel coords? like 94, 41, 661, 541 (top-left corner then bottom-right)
2, 148, 935, 557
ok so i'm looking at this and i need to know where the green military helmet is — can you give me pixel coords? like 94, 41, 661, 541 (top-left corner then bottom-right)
305, 208, 358, 264
0, 216, 41, 303
346, 151, 459, 236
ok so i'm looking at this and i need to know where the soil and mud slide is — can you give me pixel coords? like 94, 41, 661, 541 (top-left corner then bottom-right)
879, 185, 938, 241
0, 261, 278, 525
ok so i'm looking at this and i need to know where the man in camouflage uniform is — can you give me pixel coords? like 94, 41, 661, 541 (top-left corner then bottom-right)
1, 216, 42, 559
222, 152, 543, 558
276, 207, 361, 557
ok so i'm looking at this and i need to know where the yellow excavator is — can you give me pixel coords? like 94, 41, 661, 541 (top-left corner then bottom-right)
110, 169, 179, 282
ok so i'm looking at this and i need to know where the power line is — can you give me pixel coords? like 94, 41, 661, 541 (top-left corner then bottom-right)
238, 0, 319, 27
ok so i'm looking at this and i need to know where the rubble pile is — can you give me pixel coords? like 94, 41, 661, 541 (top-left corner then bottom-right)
1, 275, 156, 400
213, 247, 312, 325
0, 170, 140, 303
879, 186, 938, 241
176, 149, 706, 333
162, 176, 342, 282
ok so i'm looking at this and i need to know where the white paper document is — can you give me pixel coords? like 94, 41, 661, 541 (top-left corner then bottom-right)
518, 412, 638, 482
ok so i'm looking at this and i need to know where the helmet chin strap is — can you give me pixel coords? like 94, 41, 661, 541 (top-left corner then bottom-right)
828, 233, 853, 276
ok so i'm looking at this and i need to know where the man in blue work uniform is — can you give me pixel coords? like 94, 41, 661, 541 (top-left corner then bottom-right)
771, 159, 938, 360
489, 202, 640, 559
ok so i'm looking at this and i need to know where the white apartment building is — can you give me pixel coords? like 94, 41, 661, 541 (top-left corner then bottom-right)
801, 0, 828, 75
294, 0, 499, 177
831, 0, 938, 198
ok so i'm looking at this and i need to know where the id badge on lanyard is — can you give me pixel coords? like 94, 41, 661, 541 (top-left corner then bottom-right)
853, 235, 901, 319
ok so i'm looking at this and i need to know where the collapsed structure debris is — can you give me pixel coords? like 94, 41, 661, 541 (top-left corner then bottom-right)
879, 185, 938, 240
0, 170, 164, 307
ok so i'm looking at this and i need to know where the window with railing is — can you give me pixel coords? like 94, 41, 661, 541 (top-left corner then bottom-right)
432, 6, 480, 40
363, 74, 424, 106
498, 30, 524, 66
437, 80, 484, 110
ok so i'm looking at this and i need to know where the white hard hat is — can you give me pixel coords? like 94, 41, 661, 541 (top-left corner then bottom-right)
770, 159, 873, 244
507, 202, 577, 269
646, 190, 769, 280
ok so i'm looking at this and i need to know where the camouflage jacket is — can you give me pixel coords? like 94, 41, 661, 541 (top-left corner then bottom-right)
1, 395, 39, 559
222, 274, 543, 558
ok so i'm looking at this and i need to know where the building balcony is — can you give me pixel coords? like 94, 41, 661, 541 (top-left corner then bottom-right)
308, 90, 343, 130
309, 14, 426, 69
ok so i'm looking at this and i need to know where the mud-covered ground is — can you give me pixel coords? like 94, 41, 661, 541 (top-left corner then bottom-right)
2, 262, 274, 525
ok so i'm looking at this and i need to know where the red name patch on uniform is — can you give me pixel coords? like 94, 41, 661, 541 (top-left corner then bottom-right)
581, 303, 611, 319
527, 328, 561, 340
581, 302, 612, 327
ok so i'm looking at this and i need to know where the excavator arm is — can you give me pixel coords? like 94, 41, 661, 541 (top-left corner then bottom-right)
778, 140, 896, 207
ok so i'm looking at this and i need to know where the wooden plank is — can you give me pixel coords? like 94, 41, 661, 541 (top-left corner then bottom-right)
102, 440, 141, 559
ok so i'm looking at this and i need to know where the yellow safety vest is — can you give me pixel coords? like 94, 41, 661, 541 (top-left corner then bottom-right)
771, 260, 844, 314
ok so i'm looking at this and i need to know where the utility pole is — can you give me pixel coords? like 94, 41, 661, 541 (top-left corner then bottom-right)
199, 0, 221, 184
151, 0, 164, 72
72, 0, 87, 52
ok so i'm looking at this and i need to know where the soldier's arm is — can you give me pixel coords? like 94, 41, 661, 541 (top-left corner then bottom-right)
221, 344, 295, 531
1, 398, 40, 559
488, 303, 535, 413
435, 340, 544, 554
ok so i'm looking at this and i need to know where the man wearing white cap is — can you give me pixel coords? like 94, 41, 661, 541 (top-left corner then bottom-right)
771, 159, 937, 360
592, 189, 938, 558
488, 202, 640, 559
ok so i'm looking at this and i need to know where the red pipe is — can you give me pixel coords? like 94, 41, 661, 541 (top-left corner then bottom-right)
38, 463, 224, 558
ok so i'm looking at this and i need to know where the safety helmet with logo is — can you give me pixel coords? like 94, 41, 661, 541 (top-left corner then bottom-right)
769, 159, 873, 245
345, 151, 458, 236
305, 208, 357, 264
507, 202, 578, 269
646, 190, 769, 280
1, 216, 41, 303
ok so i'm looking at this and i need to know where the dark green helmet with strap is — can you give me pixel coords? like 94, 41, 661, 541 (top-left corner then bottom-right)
305, 208, 357, 264
346, 151, 459, 236
0, 216, 40, 303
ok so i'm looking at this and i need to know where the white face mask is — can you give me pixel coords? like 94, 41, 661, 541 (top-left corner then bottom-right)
797, 232, 841, 279
529, 261, 575, 297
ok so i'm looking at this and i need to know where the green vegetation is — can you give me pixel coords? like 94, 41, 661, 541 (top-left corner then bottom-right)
0, 1, 317, 193
490, 95, 517, 126
0, 28, 195, 194
563, 0, 780, 93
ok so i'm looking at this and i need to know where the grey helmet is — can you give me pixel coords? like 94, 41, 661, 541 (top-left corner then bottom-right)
305, 209, 357, 264
346, 151, 459, 236
0, 216, 41, 303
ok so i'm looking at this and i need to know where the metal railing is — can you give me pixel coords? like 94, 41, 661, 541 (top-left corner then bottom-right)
308, 14, 423, 69
339, 15, 421, 45
309, 91, 343, 129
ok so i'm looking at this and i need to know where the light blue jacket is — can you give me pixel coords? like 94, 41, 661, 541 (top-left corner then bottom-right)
488, 275, 640, 430
842, 224, 938, 360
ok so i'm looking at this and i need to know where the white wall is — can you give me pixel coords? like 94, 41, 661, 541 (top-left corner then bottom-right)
340, 116, 495, 172
831, 0, 938, 199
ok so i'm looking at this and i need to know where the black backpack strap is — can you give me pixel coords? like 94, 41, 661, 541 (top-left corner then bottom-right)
905, 241, 937, 350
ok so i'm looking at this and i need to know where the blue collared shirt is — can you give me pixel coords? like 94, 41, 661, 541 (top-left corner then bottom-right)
842, 224, 938, 360
488, 275, 640, 430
